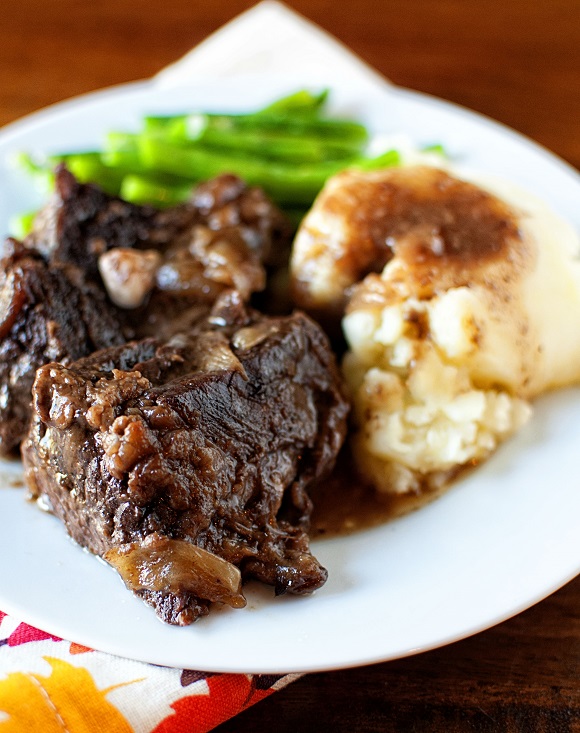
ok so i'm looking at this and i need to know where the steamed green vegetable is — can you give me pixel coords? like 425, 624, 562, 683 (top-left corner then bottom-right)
14, 89, 435, 236
138, 135, 400, 206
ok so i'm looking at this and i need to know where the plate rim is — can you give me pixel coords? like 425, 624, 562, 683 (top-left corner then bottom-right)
0, 75, 579, 674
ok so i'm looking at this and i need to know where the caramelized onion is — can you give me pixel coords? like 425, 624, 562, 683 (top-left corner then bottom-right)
104, 534, 246, 609
195, 332, 247, 377
98, 248, 161, 309
232, 322, 280, 351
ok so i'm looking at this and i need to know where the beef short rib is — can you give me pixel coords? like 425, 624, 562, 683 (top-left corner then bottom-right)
26, 166, 196, 278
22, 294, 349, 624
25, 167, 291, 338
0, 240, 124, 455
0, 169, 292, 454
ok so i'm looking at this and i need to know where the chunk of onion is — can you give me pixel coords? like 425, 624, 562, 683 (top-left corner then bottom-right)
105, 533, 246, 609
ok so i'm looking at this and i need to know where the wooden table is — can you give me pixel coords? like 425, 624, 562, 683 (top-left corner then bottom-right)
2, 1, 579, 730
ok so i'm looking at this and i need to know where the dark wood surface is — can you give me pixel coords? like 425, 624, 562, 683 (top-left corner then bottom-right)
2, 1, 579, 730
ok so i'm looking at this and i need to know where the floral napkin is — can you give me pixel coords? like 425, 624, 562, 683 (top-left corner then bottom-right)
0, 612, 299, 731
0, 3, 391, 730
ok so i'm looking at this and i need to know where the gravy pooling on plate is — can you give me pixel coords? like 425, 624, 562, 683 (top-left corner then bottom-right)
309, 449, 458, 537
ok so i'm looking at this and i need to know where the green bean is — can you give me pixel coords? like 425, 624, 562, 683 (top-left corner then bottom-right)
101, 132, 144, 171
49, 152, 124, 195
143, 116, 189, 140
139, 135, 335, 204
353, 149, 401, 170
143, 117, 367, 164
16, 151, 125, 195
194, 129, 361, 163
119, 174, 194, 207
257, 89, 329, 115
204, 112, 368, 142
15, 89, 418, 217
139, 136, 399, 206
142, 88, 332, 139
145, 111, 369, 146
126, 120, 364, 166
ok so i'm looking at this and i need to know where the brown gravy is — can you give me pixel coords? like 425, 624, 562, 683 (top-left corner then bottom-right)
309, 448, 453, 538
333, 165, 520, 273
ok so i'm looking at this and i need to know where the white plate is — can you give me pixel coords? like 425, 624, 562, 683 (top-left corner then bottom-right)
0, 76, 579, 674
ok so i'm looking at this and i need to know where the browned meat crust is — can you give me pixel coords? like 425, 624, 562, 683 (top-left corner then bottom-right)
22, 294, 349, 624
25, 166, 196, 278
0, 169, 292, 454
0, 240, 124, 454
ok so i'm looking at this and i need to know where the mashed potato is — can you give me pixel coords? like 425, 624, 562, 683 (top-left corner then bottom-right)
293, 164, 580, 494
343, 291, 533, 494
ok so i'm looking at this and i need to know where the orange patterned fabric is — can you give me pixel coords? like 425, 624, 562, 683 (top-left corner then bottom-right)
0, 612, 298, 732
